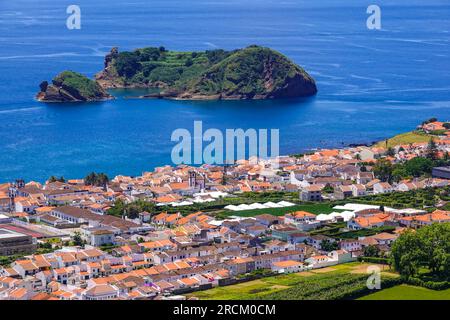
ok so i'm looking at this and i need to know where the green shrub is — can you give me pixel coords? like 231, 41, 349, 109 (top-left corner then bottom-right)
405, 277, 450, 290
357, 257, 390, 265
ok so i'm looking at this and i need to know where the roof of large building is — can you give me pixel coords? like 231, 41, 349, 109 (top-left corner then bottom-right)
52, 206, 139, 231
0, 228, 28, 240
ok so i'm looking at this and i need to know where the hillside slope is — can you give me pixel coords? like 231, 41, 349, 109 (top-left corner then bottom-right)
96, 45, 317, 100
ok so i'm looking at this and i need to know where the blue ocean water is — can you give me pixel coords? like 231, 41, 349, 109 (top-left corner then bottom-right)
0, 0, 449, 182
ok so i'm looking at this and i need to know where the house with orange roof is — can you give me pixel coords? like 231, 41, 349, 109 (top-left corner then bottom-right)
271, 260, 305, 273
152, 211, 169, 224
151, 212, 181, 226
373, 182, 394, 194
138, 239, 177, 252
167, 181, 193, 196
52, 289, 75, 300
154, 194, 182, 204
347, 213, 392, 230
284, 211, 320, 231
398, 210, 450, 228
319, 149, 340, 158
422, 121, 446, 133
397, 181, 419, 192
83, 284, 120, 300
11, 260, 39, 277
7, 287, 29, 300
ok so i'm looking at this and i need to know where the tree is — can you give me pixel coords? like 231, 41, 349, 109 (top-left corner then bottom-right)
48, 176, 65, 183
419, 223, 450, 276
320, 240, 338, 252
390, 223, 450, 279
322, 183, 334, 194
39, 241, 52, 250
107, 199, 156, 219
73, 232, 85, 247
373, 158, 393, 182
363, 245, 380, 257
426, 138, 438, 160
84, 172, 96, 185
404, 157, 433, 177
221, 174, 227, 186
390, 229, 423, 278
422, 118, 437, 125
115, 52, 141, 78
107, 199, 126, 217
392, 165, 408, 182
84, 172, 109, 187
185, 58, 193, 67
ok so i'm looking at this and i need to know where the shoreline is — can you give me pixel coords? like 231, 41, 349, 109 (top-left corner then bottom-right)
0, 137, 387, 185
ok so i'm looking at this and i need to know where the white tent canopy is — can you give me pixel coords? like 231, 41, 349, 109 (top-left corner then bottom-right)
248, 203, 267, 209
332, 203, 381, 212
316, 210, 355, 222
278, 201, 296, 207
193, 191, 229, 198
224, 201, 296, 211
171, 201, 194, 207
264, 202, 283, 208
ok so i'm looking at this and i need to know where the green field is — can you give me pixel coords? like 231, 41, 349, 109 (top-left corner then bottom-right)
374, 131, 431, 148
359, 284, 450, 300
188, 262, 398, 300
219, 203, 340, 218
188, 274, 305, 300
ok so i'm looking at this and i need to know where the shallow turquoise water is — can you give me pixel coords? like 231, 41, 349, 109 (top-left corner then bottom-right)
0, 0, 449, 182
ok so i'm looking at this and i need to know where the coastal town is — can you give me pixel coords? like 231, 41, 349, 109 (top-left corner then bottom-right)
1, 119, 450, 300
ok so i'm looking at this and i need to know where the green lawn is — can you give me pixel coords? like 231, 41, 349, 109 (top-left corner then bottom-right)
219, 203, 340, 218
359, 284, 450, 300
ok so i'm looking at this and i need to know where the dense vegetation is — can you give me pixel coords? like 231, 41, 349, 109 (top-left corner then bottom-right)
351, 186, 450, 209
373, 155, 450, 183
53, 71, 109, 100
84, 172, 109, 187
312, 225, 396, 240
254, 273, 400, 300
101, 45, 317, 99
391, 223, 450, 281
48, 176, 66, 183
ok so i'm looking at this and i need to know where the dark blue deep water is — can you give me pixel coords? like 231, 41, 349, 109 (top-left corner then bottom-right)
0, 0, 449, 182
